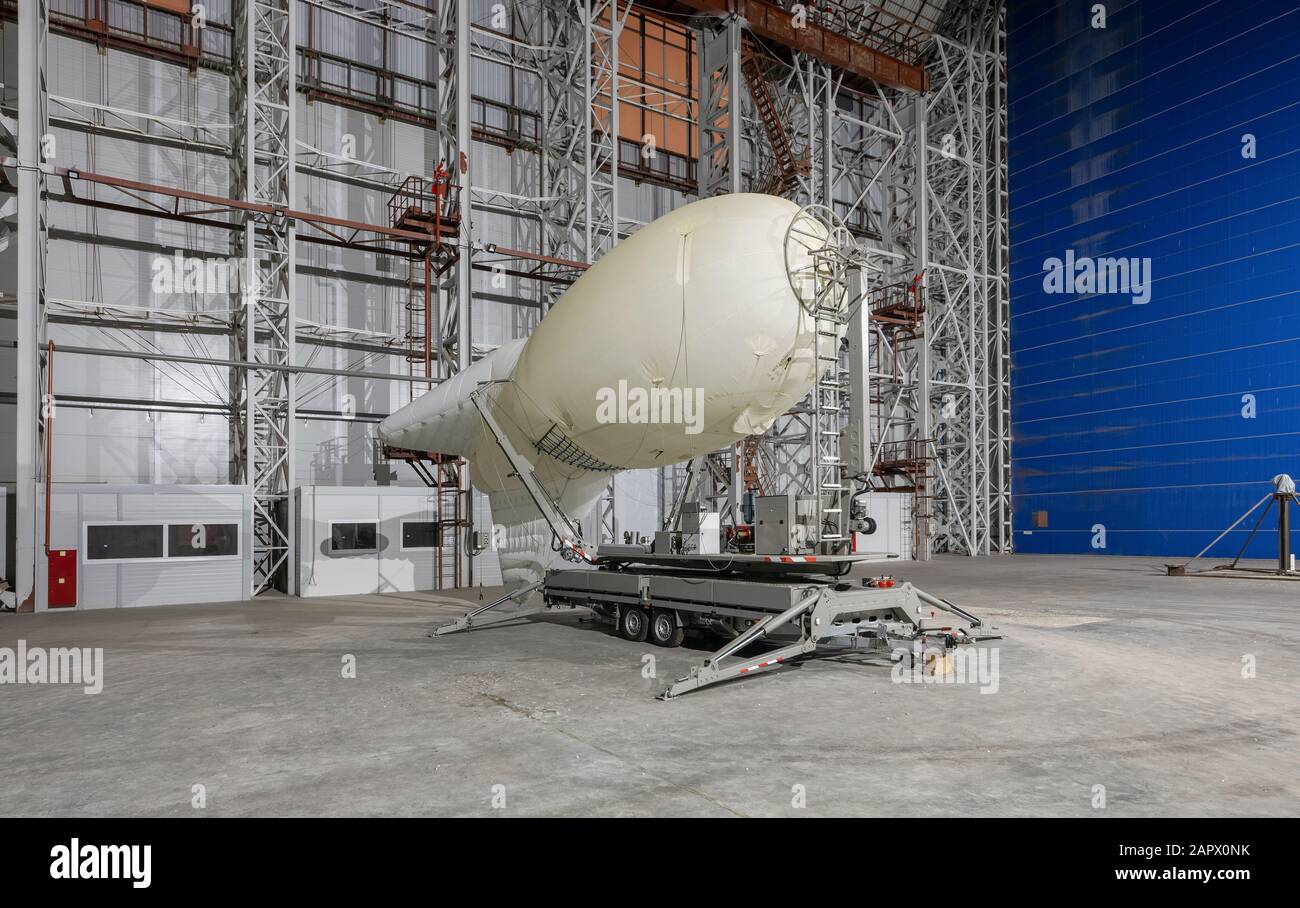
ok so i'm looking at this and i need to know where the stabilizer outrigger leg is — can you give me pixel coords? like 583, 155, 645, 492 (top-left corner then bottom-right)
660, 582, 989, 699
434, 382, 593, 637
433, 580, 544, 636
660, 590, 824, 699
468, 385, 593, 565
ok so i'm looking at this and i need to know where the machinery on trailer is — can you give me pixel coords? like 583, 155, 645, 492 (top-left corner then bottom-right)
394, 198, 992, 697
553, 554, 983, 699
435, 542, 987, 699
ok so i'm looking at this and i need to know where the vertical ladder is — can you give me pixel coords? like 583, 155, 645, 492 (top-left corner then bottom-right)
388, 171, 459, 394
785, 205, 853, 554
381, 446, 465, 589
811, 258, 847, 552
401, 250, 432, 387
434, 455, 463, 589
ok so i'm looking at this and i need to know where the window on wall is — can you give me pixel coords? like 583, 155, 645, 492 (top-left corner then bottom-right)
613, 8, 697, 190
331, 522, 378, 553
85, 525, 165, 561
400, 521, 440, 550
168, 523, 240, 558
85, 521, 242, 562
618, 9, 695, 158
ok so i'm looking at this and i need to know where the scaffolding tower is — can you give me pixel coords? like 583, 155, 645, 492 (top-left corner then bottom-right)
231, 0, 297, 594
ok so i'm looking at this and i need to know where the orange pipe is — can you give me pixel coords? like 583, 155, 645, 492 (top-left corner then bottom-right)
44, 340, 54, 556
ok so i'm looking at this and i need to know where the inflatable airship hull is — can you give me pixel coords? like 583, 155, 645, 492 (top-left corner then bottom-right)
379, 193, 832, 531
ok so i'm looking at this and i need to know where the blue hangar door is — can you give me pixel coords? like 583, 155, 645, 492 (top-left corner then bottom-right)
1008, 0, 1300, 557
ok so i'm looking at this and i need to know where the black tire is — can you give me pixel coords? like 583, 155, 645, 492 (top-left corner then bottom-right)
619, 605, 649, 642
649, 608, 685, 647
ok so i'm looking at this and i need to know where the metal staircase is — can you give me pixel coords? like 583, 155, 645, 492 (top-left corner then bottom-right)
741, 40, 809, 196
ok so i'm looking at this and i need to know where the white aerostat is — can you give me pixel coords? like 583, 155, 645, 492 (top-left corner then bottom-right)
378, 193, 839, 576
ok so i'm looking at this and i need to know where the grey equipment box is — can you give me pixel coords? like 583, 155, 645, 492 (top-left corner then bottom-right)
681, 501, 702, 534
754, 493, 796, 555
654, 530, 680, 554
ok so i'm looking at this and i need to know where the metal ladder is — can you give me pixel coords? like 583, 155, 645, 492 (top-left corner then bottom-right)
784, 205, 855, 553
811, 255, 848, 552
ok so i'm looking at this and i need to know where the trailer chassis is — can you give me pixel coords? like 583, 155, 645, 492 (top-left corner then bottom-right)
435, 564, 989, 698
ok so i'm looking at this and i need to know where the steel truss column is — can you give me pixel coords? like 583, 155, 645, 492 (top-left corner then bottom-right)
913, 89, 933, 558
792, 59, 836, 208
535, 0, 626, 263
454, 0, 472, 376
576, 0, 628, 542
537, 0, 590, 266
455, 0, 474, 582
925, 0, 1009, 556
802, 60, 845, 549
429, 0, 475, 583
431, 0, 473, 378
232, 0, 297, 594
12, 0, 49, 611
885, 29, 998, 559
587, 0, 627, 257
588, 0, 629, 543
990, 4, 1011, 553
698, 14, 743, 197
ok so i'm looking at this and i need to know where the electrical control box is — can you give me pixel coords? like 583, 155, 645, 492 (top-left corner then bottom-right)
754, 493, 797, 555
681, 511, 721, 555
654, 530, 680, 554
680, 501, 701, 534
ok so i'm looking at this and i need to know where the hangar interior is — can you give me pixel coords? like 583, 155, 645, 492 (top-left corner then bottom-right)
3, 0, 1007, 611
3, 0, 1300, 818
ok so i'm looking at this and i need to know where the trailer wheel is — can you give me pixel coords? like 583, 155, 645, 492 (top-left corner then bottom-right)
619, 605, 649, 642
649, 608, 685, 647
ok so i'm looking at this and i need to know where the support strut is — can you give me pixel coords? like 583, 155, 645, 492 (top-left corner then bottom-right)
468, 384, 594, 564
433, 580, 544, 636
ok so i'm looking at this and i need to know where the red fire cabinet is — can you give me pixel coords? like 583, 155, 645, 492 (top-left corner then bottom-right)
48, 550, 77, 608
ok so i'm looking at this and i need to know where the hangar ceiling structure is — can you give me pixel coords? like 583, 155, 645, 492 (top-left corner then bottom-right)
1, 0, 1008, 608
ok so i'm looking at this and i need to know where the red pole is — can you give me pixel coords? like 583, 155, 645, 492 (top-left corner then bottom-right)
423, 249, 432, 381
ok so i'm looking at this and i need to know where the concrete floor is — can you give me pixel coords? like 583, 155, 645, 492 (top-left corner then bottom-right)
2, 554, 1298, 817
